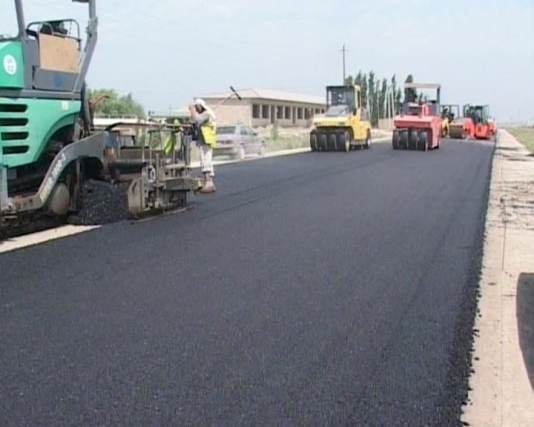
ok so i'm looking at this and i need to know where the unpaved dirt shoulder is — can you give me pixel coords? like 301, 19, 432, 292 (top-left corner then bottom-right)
461, 130, 534, 426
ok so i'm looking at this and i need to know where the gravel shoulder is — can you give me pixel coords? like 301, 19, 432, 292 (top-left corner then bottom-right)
461, 130, 534, 426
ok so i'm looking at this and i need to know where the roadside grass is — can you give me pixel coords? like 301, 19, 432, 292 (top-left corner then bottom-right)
189, 136, 309, 163
189, 130, 391, 163
505, 127, 534, 153
265, 136, 309, 153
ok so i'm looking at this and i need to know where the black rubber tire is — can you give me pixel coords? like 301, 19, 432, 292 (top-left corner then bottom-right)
339, 130, 351, 152
392, 131, 399, 149
419, 131, 428, 151
399, 131, 408, 149
310, 132, 318, 151
319, 133, 327, 151
410, 131, 418, 150
364, 131, 371, 149
328, 133, 337, 152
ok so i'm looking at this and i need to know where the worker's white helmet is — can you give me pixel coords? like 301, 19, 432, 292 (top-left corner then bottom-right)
194, 98, 208, 110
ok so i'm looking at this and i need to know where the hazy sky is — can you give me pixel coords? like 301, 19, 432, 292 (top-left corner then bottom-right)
2, 0, 534, 122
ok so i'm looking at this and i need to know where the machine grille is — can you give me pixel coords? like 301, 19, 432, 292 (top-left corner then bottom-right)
0, 103, 30, 156
0, 161, 7, 211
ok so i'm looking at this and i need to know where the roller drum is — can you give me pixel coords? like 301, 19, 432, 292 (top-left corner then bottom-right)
449, 125, 465, 139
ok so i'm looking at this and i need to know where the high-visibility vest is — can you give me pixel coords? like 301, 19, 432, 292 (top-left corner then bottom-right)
163, 133, 176, 156
163, 119, 180, 155
200, 110, 216, 148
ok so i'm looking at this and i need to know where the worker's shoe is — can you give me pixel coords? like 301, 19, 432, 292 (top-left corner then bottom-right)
201, 182, 216, 193
200, 173, 216, 193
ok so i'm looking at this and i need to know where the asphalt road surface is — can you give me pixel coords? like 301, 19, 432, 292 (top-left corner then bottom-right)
0, 139, 495, 426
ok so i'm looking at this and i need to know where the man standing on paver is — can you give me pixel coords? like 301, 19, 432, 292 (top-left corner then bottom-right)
189, 98, 217, 193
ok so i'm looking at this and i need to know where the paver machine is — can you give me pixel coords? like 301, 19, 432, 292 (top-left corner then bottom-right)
0, 0, 202, 235
309, 84, 372, 152
440, 104, 460, 137
392, 83, 442, 151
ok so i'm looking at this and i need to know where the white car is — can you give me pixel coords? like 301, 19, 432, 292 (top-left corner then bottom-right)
213, 124, 266, 161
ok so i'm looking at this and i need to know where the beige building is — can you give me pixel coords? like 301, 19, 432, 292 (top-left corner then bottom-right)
196, 88, 326, 128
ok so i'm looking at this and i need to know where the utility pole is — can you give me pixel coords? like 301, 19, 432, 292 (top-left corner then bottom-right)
341, 44, 347, 85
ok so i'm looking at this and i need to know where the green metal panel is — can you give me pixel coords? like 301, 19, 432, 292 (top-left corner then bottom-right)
0, 97, 81, 168
0, 41, 24, 89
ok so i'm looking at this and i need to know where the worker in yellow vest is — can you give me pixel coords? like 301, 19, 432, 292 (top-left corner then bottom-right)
189, 98, 217, 193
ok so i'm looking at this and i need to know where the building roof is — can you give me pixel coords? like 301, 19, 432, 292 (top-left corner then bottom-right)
149, 108, 190, 118
198, 88, 325, 106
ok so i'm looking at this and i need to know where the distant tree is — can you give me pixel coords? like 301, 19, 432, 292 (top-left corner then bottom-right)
88, 88, 146, 119
395, 88, 402, 113
404, 74, 417, 103
347, 70, 416, 118
379, 78, 388, 120
418, 93, 429, 103
389, 74, 398, 117
344, 75, 354, 86
361, 74, 368, 111
368, 71, 376, 124
354, 71, 363, 108
354, 71, 362, 87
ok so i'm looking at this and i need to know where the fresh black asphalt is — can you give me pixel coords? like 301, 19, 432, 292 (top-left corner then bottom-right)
0, 139, 495, 426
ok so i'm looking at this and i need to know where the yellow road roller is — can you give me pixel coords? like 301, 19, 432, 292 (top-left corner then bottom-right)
310, 85, 372, 152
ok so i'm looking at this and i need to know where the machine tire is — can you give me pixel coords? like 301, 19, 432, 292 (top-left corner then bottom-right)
409, 131, 418, 150
419, 131, 428, 151
339, 130, 351, 152
399, 131, 408, 149
364, 130, 371, 149
319, 133, 327, 151
310, 132, 318, 151
392, 131, 399, 149
328, 133, 337, 152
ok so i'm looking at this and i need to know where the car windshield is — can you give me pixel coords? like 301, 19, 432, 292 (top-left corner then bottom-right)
217, 126, 236, 135
0, 2, 19, 40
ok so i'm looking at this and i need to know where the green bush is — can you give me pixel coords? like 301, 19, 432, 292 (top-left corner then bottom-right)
182, 135, 309, 164
270, 125, 280, 140
264, 136, 309, 152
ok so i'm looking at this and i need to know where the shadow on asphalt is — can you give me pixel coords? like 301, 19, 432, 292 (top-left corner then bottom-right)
517, 272, 534, 393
